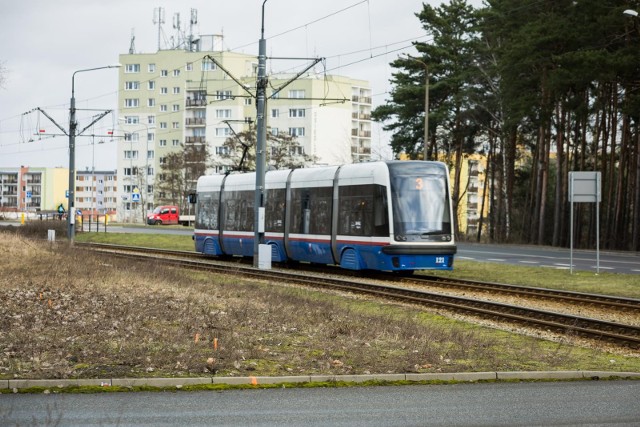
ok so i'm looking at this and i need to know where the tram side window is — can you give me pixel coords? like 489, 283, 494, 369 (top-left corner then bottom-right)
338, 184, 389, 237
222, 190, 254, 231
196, 191, 219, 230
265, 188, 286, 232
290, 186, 332, 235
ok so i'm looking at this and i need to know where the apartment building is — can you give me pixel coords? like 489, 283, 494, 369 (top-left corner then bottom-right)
0, 166, 118, 217
117, 46, 372, 222
0, 166, 68, 212
75, 169, 118, 216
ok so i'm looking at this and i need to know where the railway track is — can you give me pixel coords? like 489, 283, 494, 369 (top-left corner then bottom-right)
78, 242, 640, 349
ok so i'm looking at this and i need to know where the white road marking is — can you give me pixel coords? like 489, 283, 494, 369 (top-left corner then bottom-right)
487, 258, 506, 262
519, 261, 539, 264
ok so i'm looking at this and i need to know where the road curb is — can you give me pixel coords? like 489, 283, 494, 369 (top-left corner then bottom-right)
5, 371, 640, 391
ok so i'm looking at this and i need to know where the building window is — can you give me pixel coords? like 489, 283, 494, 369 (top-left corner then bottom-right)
202, 60, 216, 71
147, 116, 155, 124
289, 108, 305, 118
172, 139, 180, 146
147, 150, 154, 159
289, 127, 305, 137
125, 81, 140, 90
244, 98, 252, 105
124, 150, 139, 159
148, 63, 156, 73
147, 98, 156, 107
288, 89, 305, 99
161, 87, 168, 94
215, 146, 230, 155
125, 64, 140, 73
124, 116, 139, 124
215, 90, 232, 100
124, 99, 139, 108
160, 105, 168, 112
172, 104, 180, 112
215, 109, 231, 118
270, 127, 279, 136
148, 81, 156, 90
161, 70, 168, 77
160, 122, 167, 129
173, 69, 180, 77
124, 132, 139, 142
271, 109, 279, 118
172, 122, 180, 129
186, 62, 193, 71
160, 139, 167, 147
173, 87, 180, 94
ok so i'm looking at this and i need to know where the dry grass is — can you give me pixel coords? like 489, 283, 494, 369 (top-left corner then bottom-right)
1, 232, 639, 380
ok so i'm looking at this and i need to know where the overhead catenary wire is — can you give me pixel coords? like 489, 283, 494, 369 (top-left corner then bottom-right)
2, 2, 430, 160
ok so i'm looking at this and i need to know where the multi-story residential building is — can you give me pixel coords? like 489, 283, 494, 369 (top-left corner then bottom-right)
117, 44, 372, 222
0, 166, 118, 219
75, 169, 118, 216
0, 166, 68, 213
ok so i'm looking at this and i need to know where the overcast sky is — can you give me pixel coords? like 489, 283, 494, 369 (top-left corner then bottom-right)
0, 0, 460, 171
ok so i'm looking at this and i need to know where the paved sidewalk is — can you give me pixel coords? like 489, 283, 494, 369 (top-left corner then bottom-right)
4, 371, 640, 391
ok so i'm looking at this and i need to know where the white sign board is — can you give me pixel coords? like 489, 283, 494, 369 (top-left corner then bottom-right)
568, 171, 601, 274
569, 171, 601, 203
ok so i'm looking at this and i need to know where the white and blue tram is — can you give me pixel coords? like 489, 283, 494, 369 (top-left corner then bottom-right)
193, 161, 456, 272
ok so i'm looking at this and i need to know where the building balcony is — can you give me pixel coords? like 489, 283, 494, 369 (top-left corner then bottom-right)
185, 118, 206, 126
351, 129, 371, 138
352, 95, 371, 104
351, 112, 371, 120
185, 136, 206, 144
186, 99, 207, 107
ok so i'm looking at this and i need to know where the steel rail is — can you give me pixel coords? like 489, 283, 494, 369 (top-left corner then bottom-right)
81, 243, 640, 349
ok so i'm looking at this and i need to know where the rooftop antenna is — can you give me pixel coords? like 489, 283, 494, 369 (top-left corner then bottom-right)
189, 8, 198, 51
153, 7, 165, 51
172, 12, 181, 49
129, 28, 136, 54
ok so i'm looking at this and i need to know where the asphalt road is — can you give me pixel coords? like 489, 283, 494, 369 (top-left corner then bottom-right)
457, 242, 640, 275
2, 381, 639, 426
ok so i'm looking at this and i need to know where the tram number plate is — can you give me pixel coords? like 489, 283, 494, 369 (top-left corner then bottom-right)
435, 257, 445, 264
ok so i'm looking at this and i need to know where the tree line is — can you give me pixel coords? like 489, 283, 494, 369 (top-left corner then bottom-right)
373, 0, 640, 251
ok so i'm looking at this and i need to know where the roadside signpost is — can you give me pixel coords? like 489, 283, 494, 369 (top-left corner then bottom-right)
569, 171, 601, 274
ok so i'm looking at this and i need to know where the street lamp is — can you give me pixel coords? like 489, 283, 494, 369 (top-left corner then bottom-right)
68, 64, 120, 243
624, 8, 639, 250
405, 54, 429, 161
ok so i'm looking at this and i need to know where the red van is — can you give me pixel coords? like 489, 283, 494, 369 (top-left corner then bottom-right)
147, 205, 179, 225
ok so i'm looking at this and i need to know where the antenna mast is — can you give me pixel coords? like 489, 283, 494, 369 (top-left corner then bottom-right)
189, 8, 198, 51
129, 28, 136, 54
153, 7, 165, 51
